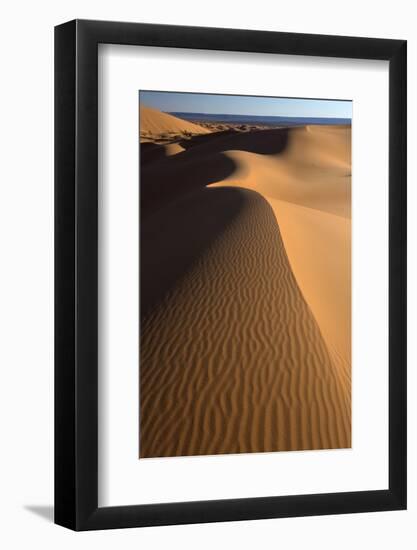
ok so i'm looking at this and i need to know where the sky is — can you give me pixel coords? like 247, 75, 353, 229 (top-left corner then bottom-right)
140, 90, 352, 119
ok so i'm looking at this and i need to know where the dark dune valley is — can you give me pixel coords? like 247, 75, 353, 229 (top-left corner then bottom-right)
139, 104, 351, 458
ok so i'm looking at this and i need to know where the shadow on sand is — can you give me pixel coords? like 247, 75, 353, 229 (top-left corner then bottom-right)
141, 186, 250, 319
178, 127, 289, 156
140, 127, 289, 216
140, 127, 292, 318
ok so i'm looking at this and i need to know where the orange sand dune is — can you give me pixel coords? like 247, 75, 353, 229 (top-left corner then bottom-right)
140, 187, 350, 457
140, 108, 351, 458
140, 105, 210, 140
212, 125, 351, 367
216, 125, 351, 218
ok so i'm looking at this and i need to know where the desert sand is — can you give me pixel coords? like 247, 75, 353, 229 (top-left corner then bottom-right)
140, 105, 211, 141
139, 106, 351, 458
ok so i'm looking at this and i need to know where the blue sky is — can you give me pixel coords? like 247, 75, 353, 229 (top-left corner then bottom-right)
140, 91, 352, 119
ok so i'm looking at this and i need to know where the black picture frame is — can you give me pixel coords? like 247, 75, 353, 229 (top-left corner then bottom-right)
55, 19, 407, 531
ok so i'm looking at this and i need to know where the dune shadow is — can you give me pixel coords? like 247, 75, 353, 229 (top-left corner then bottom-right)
178, 127, 289, 156
141, 186, 248, 319
140, 128, 290, 217
140, 141, 170, 165
141, 151, 237, 217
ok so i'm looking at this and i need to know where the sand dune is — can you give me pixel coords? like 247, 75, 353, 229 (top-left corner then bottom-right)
140, 187, 350, 457
215, 125, 351, 218
211, 125, 352, 367
140, 105, 210, 141
139, 108, 351, 458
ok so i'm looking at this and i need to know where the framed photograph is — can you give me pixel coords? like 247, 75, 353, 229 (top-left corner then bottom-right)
55, 19, 407, 530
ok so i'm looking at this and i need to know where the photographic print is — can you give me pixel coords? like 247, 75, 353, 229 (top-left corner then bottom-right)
139, 90, 352, 459
55, 20, 406, 530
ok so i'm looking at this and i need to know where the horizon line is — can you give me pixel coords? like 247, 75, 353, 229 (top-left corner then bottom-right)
165, 109, 352, 120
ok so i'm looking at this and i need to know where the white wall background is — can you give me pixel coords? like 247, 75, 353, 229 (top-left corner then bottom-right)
0, 1, 415, 548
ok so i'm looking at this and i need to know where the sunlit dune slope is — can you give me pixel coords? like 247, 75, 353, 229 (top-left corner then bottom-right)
211, 125, 352, 366
214, 125, 351, 218
140, 105, 211, 140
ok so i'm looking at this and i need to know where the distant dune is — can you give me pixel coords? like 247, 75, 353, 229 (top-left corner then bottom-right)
139, 108, 351, 458
140, 105, 210, 141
